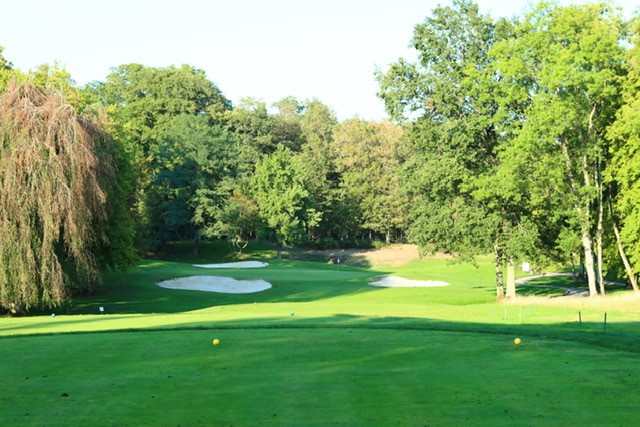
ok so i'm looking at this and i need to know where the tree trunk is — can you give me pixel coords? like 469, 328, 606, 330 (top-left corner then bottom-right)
494, 244, 504, 300
506, 257, 516, 298
578, 155, 597, 296
596, 162, 605, 295
193, 237, 200, 257
581, 230, 598, 296
560, 144, 597, 296
238, 240, 248, 256
607, 197, 639, 292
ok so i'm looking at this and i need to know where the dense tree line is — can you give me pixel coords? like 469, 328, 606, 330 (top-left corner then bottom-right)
0, 48, 405, 311
1, 0, 639, 310
378, 0, 640, 297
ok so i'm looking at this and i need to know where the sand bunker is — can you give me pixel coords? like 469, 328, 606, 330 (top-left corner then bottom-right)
157, 275, 272, 294
193, 261, 268, 269
369, 276, 449, 288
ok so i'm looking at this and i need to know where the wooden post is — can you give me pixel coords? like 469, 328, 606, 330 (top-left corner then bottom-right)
578, 311, 582, 325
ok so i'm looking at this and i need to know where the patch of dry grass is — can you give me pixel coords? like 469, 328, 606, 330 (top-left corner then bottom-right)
311, 244, 429, 268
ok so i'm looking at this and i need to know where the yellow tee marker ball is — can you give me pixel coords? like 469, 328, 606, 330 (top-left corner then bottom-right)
514, 338, 522, 345
212, 339, 220, 346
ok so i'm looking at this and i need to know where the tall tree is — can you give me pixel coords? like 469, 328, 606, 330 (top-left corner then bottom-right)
28, 63, 84, 107
95, 136, 139, 272
0, 83, 120, 312
223, 98, 277, 178
272, 96, 304, 152
377, 0, 511, 297
251, 146, 318, 257
97, 64, 231, 248
333, 119, 406, 244
492, 2, 627, 296
606, 14, 640, 291
100, 63, 230, 158
147, 114, 235, 249
210, 189, 262, 255
298, 99, 339, 242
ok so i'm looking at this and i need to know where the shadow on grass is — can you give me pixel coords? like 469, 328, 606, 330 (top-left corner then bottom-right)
147, 240, 245, 264
283, 248, 373, 268
149, 313, 640, 354
147, 241, 374, 268
22, 243, 499, 316
517, 286, 566, 297
518, 275, 628, 297
5, 313, 640, 355
66, 258, 389, 315
0, 315, 141, 333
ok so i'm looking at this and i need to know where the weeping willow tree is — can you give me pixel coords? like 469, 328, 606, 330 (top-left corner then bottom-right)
0, 82, 114, 313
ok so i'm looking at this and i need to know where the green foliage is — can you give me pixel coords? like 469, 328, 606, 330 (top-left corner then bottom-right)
272, 96, 305, 151
492, 2, 627, 294
209, 189, 262, 253
251, 146, 317, 249
333, 119, 406, 242
379, 0, 503, 262
0, 53, 92, 112
295, 100, 339, 239
94, 137, 139, 272
146, 114, 235, 248
101, 63, 230, 157
377, 0, 498, 122
607, 16, 640, 266
298, 100, 337, 193
224, 97, 405, 246
0, 46, 13, 90
97, 64, 232, 248
223, 98, 277, 177
28, 63, 81, 104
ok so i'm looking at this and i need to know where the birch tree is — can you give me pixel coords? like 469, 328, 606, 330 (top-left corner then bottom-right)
493, 2, 626, 296
606, 15, 640, 291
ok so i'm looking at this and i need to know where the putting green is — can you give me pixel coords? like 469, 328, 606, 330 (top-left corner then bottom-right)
2, 328, 638, 426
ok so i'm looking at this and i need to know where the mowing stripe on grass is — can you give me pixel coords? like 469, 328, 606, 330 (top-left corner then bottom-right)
3, 328, 639, 426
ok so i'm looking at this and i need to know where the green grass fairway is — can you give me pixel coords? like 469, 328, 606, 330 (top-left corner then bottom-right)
2, 243, 640, 425
3, 328, 639, 426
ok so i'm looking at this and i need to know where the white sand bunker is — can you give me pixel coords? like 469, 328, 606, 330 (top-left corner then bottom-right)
193, 261, 268, 269
157, 275, 272, 294
369, 276, 449, 288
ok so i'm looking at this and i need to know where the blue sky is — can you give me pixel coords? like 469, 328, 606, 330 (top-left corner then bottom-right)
1, 0, 638, 120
